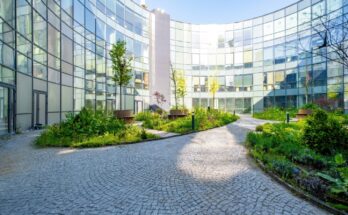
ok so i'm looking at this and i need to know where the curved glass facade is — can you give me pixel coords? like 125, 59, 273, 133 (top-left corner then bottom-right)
170, 0, 347, 113
0, 0, 347, 134
0, 0, 150, 132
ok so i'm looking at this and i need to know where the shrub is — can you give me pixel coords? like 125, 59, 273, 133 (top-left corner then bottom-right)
301, 103, 320, 110
303, 109, 348, 155
35, 108, 158, 148
138, 108, 239, 134
269, 157, 297, 179
292, 149, 328, 169
255, 125, 263, 132
296, 175, 329, 196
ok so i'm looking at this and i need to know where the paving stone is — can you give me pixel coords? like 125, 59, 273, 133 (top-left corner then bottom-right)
0, 115, 329, 214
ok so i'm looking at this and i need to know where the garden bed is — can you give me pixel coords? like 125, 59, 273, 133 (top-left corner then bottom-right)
253, 107, 298, 121
247, 110, 348, 213
35, 108, 159, 148
135, 108, 239, 134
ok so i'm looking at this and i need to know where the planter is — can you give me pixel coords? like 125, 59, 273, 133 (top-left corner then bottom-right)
114, 110, 134, 123
169, 109, 188, 116
168, 109, 188, 120
296, 109, 313, 119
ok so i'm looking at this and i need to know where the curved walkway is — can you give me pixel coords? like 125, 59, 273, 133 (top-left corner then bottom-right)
0, 115, 328, 214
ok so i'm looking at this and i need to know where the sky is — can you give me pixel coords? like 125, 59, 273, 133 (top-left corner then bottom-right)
141, 0, 299, 24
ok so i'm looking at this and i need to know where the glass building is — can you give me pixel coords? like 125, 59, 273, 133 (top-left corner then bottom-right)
0, 0, 347, 135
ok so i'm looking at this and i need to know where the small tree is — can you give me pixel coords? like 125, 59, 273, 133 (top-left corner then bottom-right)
209, 76, 220, 109
177, 74, 187, 108
109, 41, 133, 110
153, 91, 166, 109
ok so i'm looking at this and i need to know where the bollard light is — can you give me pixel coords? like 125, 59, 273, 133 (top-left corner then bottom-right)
286, 112, 290, 124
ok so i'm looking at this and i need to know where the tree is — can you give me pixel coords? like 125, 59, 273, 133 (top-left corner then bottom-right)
296, 12, 348, 107
153, 91, 166, 108
177, 74, 187, 108
209, 76, 220, 109
170, 64, 179, 110
109, 41, 133, 110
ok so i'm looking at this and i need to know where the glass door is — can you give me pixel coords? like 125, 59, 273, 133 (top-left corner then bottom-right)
0, 86, 14, 135
135, 100, 143, 114
33, 91, 47, 127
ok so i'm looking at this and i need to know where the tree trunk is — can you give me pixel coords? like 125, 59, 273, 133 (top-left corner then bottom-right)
213, 94, 215, 109
305, 84, 309, 105
120, 85, 122, 110
174, 91, 178, 110
182, 97, 185, 108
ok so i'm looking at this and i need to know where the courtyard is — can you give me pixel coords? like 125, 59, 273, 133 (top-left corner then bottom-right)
0, 116, 327, 214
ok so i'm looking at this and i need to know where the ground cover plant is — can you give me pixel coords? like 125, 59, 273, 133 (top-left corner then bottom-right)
36, 108, 158, 148
247, 109, 348, 211
135, 108, 239, 134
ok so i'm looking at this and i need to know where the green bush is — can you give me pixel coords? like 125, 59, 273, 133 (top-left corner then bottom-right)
269, 157, 297, 179
301, 103, 320, 110
253, 107, 297, 121
71, 126, 159, 148
255, 125, 263, 132
303, 109, 348, 155
36, 108, 158, 148
137, 108, 239, 134
247, 115, 348, 212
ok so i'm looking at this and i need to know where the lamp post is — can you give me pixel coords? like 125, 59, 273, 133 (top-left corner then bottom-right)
192, 111, 195, 131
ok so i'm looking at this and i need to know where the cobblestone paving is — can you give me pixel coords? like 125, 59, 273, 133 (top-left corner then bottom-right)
0, 115, 329, 215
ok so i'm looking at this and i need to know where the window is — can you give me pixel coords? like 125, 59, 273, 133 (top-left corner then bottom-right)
244, 51, 253, 67
62, 0, 73, 15
298, 7, 311, 25
312, 1, 325, 19
61, 35, 73, 64
274, 70, 285, 89
263, 47, 273, 66
286, 40, 298, 62
263, 22, 273, 36
48, 25, 60, 57
85, 9, 95, 33
286, 69, 297, 89
234, 52, 243, 67
0, 0, 14, 26
274, 44, 285, 64
33, 11, 47, 50
17, 53, 31, 74
96, 19, 105, 40
116, 1, 125, 26
17, 0, 32, 39
74, 0, 84, 25
327, 0, 342, 13
253, 25, 263, 38
313, 63, 327, 86
253, 49, 263, 62
274, 18, 285, 33
226, 76, 234, 92
286, 13, 297, 29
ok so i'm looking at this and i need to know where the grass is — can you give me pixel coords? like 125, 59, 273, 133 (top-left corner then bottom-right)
136, 108, 239, 134
253, 107, 298, 121
246, 117, 348, 212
